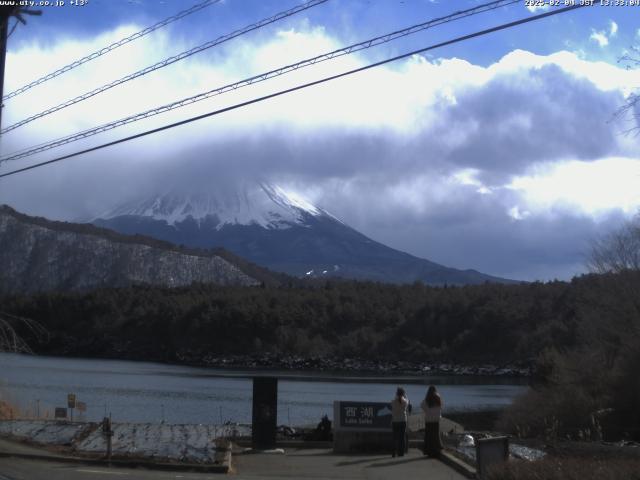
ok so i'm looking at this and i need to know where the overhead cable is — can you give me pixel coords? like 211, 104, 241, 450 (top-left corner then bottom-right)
0, 0, 519, 163
3, 0, 221, 102
0, 4, 590, 180
0, 0, 329, 135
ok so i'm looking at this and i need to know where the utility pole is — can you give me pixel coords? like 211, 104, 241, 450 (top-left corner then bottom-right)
0, 6, 41, 130
0, 7, 15, 130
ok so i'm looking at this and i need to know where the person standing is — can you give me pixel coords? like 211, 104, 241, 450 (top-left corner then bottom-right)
390, 387, 409, 457
420, 385, 443, 457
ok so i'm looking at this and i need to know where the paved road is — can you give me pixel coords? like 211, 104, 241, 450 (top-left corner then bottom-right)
0, 448, 467, 480
234, 448, 467, 480
0, 457, 212, 480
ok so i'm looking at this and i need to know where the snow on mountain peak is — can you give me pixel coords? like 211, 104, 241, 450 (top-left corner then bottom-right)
260, 183, 321, 216
100, 182, 332, 230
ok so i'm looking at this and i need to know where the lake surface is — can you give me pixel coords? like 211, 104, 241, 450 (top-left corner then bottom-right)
0, 353, 528, 426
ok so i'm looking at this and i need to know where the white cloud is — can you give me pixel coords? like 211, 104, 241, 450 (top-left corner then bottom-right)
508, 206, 531, 221
589, 20, 618, 48
507, 158, 640, 217
527, 4, 550, 12
590, 30, 609, 48
3, 31, 638, 157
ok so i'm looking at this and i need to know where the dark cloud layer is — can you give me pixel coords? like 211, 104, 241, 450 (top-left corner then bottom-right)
432, 64, 623, 184
326, 183, 630, 281
0, 50, 637, 281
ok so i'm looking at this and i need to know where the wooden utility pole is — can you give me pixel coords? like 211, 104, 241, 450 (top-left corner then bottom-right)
0, 6, 41, 129
0, 7, 15, 129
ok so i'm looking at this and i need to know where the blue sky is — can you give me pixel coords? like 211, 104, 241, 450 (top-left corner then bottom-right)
1, 0, 639, 281
9, 0, 638, 65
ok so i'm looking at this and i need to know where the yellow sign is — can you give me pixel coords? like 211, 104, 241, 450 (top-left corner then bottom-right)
67, 393, 76, 409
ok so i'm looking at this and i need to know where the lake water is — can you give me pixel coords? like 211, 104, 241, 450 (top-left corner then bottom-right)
0, 353, 528, 426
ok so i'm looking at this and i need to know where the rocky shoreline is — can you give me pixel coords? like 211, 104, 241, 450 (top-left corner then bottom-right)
38, 339, 534, 377
174, 351, 532, 377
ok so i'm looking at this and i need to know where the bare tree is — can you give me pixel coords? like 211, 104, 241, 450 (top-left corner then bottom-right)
0, 311, 48, 353
615, 48, 640, 135
588, 215, 640, 274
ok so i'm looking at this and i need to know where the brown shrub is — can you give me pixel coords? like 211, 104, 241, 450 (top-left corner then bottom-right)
0, 400, 19, 420
499, 340, 640, 441
496, 384, 601, 440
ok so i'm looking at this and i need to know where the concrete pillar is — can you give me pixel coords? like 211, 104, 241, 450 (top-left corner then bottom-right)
251, 377, 278, 450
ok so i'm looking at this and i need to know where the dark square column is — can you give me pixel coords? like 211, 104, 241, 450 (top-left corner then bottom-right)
252, 377, 278, 449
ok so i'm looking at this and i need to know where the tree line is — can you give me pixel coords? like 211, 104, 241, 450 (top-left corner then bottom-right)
1, 272, 634, 368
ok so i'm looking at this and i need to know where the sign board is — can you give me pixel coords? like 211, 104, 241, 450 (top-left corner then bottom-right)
54, 407, 67, 419
76, 401, 87, 412
334, 401, 392, 432
67, 393, 76, 409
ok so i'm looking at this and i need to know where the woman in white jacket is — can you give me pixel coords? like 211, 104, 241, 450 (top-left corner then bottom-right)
390, 387, 409, 457
420, 385, 443, 457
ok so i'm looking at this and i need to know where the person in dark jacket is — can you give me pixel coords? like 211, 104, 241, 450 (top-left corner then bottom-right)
420, 385, 443, 456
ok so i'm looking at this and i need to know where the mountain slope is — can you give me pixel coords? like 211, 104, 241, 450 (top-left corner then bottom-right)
94, 183, 516, 285
0, 205, 265, 294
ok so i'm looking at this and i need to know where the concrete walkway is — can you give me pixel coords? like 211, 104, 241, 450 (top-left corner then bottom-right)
0, 435, 473, 479
0, 437, 65, 458
233, 448, 469, 480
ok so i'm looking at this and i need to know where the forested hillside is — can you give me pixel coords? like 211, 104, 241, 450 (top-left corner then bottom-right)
3, 272, 637, 369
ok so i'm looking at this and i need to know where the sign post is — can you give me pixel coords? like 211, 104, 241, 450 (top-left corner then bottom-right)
67, 393, 76, 422
102, 417, 113, 460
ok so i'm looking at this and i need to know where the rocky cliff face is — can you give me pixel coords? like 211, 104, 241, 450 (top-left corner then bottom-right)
0, 205, 259, 294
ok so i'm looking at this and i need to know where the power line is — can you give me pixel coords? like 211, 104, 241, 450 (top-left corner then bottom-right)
0, 3, 589, 180
0, 0, 519, 164
6, 18, 18, 39
2, 0, 221, 102
0, 0, 329, 135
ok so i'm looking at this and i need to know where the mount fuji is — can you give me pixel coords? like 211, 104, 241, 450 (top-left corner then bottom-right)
93, 182, 514, 285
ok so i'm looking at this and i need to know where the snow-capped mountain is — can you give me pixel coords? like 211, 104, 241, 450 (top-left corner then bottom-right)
94, 182, 515, 285
101, 182, 328, 230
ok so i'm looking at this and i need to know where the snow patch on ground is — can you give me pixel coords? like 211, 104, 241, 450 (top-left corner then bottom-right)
0, 420, 85, 446
0, 420, 250, 463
